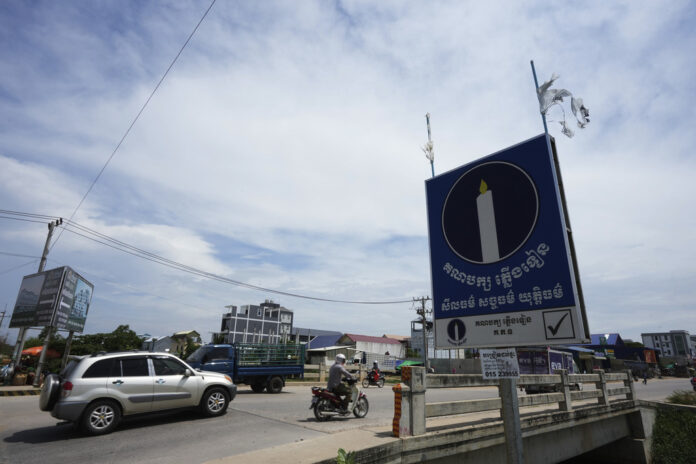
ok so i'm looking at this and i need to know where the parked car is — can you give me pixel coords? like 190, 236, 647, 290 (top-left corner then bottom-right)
40, 351, 237, 435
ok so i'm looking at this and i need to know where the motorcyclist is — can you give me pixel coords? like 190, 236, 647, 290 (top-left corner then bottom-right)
327, 353, 354, 412
369, 361, 380, 382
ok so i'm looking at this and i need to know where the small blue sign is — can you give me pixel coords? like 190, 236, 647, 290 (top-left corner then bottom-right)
426, 134, 587, 348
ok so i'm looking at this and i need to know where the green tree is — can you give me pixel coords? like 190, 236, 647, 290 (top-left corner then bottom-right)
71, 325, 142, 355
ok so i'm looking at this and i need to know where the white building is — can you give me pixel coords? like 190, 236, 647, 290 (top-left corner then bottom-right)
641, 330, 693, 363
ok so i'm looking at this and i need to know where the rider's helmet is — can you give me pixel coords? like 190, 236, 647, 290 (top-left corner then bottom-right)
336, 353, 346, 363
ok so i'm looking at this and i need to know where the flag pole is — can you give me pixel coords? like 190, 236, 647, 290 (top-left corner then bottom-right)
530, 60, 549, 135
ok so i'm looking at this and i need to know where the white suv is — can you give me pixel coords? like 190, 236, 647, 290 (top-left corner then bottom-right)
40, 351, 237, 435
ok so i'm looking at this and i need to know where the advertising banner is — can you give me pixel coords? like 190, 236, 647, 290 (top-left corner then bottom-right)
426, 134, 589, 348
9, 266, 93, 332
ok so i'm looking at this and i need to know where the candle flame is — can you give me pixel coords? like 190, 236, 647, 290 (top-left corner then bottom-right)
479, 179, 488, 194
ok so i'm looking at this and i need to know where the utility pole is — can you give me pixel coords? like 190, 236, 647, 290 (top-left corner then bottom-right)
33, 219, 64, 386
414, 296, 431, 370
12, 218, 62, 367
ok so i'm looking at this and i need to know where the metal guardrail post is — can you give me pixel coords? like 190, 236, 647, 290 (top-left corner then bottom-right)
555, 369, 573, 412
594, 369, 609, 406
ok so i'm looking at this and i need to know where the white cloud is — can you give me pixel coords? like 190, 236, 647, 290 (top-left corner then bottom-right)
1, 1, 695, 343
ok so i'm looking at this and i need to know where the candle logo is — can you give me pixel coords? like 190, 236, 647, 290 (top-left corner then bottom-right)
476, 179, 500, 262
447, 319, 467, 345
442, 161, 538, 264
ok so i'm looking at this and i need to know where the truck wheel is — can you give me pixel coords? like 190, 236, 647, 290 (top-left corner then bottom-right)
267, 376, 283, 394
200, 387, 229, 417
251, 383, 266, 393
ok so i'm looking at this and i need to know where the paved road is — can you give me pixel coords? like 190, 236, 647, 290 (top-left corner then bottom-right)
0, 379, 690, 464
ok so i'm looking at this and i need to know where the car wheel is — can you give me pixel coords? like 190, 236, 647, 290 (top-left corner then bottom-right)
251, 383, 266, 393
39, 374, 61, 411
81, 400, 121, 436
200, 387, 229, 417
313, 398, 332, 421
353, 397, 369, 418
361, 378, 369, 388
266, 376, 283, 394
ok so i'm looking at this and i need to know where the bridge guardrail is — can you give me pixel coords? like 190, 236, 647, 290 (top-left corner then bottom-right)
393, 367, 635, 437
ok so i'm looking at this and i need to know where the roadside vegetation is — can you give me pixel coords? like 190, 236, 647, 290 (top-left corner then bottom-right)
651, 391, 696, 463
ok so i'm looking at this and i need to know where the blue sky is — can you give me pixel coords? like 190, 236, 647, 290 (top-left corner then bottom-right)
1, 1, 696, 343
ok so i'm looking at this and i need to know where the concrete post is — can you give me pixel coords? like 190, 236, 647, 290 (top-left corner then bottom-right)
594, 369, 609, 406
409, 366, 427, 436
555, 369, 573, 412
319, 363, 326, 383
394, 383, 412, 437
624, 369, 636, 402
499, 378, 523, 464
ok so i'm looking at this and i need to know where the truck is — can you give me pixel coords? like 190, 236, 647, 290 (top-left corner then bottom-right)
517, 347, 581, 394
186, 343, 305, 393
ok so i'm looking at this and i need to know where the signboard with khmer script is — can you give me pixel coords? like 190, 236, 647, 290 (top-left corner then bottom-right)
426, 134, 590, 348
9, 266, 93, 333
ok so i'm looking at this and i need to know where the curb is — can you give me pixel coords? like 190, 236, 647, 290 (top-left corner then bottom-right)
0, 388, 41, 397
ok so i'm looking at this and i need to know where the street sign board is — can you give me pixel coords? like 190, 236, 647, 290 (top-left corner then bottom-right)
480, 348, 520, 379
9, 266, 93, 332
426, 134, 589, 348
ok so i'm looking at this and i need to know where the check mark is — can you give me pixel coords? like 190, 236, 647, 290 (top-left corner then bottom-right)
547, 313, 569, 336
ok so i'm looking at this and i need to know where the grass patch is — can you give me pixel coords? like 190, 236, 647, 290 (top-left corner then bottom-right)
651, 395, 696, 463
665, 390, 696, 406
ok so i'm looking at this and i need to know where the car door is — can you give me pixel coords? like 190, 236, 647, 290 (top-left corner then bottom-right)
107, 356, 153, 414
151, 356, 200, 410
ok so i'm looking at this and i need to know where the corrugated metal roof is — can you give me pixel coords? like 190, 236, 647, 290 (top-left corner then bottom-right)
306, 334, 342, 349
343, 334, 402, 345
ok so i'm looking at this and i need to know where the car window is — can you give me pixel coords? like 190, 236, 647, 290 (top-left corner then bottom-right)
119, 357, 149, 377
152, 357, 187, 376
60, 359, 79, 378
83, 359, 116, 378
210, 347, 229, 361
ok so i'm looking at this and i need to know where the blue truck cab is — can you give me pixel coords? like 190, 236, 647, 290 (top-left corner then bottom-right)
186, 343, 305, 393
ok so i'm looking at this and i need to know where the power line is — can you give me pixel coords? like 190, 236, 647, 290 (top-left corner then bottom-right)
0, 251, 43, 259
0, 209, 414, 304
48, 0, 218, 253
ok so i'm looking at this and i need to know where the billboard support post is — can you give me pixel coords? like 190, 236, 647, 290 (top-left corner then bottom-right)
500, 377, 523, 464
11, 218, 60, 365
61, 330, 75, 369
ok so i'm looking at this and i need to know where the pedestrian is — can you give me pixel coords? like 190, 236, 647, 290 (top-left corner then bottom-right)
642, 371, 648, 385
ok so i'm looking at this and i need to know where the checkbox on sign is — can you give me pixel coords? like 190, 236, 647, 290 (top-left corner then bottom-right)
542, 309, 575, 339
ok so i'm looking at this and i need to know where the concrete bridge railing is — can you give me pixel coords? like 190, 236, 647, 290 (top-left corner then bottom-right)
393, 367, 636, 437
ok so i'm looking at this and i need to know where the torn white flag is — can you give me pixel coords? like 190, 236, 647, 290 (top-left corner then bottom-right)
537, 73, 590, 137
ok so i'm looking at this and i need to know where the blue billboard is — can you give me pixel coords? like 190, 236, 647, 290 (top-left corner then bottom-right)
426, 134, 589, 348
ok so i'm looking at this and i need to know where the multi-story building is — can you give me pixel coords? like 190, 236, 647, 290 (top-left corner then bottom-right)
641, 330, 693, 364
217, 300, 294, 344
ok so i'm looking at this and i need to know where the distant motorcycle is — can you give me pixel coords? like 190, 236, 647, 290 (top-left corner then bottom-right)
310, 378, 369, 421
362, 371, 385, 388
690, 376, 696, 392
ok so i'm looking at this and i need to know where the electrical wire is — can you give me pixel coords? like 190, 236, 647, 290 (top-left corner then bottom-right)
48, 0, 218, 253
0, 209, 414, 304
0, 251, 42, 259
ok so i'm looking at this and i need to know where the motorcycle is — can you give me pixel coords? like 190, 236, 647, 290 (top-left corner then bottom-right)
310, 377, 369, 421
362, 371, 385, 388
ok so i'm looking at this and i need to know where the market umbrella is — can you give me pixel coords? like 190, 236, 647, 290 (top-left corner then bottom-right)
21, 346, 61, 358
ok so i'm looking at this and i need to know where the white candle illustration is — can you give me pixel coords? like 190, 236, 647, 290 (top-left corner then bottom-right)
476, 179, 500, 262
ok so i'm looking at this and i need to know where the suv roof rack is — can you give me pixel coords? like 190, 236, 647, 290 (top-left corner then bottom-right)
91, 351, 107, 357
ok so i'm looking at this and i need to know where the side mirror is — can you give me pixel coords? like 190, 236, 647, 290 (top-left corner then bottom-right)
184, 369, 193, 377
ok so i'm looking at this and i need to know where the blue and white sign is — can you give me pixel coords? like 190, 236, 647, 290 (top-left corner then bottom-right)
426, 134, 589, 348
